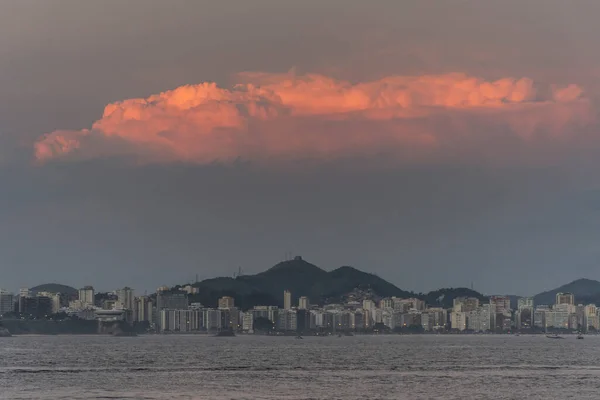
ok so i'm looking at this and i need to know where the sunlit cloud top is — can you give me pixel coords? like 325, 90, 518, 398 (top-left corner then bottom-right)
34, 72, 590, 165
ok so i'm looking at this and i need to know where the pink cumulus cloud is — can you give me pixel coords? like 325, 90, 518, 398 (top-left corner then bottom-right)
34, 72, 591, 164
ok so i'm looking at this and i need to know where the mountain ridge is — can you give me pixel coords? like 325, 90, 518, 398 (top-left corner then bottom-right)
186, 257, 487, 310
533, 278, 600, 306
30, 283, 78, 296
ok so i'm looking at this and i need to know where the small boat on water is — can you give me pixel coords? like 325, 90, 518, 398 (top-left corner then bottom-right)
577, 334, 584, 339
295, 335, 303, 339
546, 334, 564, 339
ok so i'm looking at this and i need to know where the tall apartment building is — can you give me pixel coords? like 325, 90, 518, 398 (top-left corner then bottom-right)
156, 292, 188, 311
399, 298, 425, 311
218, 296, 235, 309
242, 312, 254, 332
203, 308, 222, 331
159, 309, 203, 332
18, 288, 31, 313
283, 290, 292, 310
584, 304, 599, 331
36, 292, 61, 314
250, 306, 279, 324
0, 290, 13, 316
424, 308, 447, 330
20, 296, 53, 319
555, 292, 575, 306
545, 309, 570, 329
453, 297, 479, 313
466, 304, 493, 332
277, 309, 297, 331
155, 291, 188, 330
117, 287, 135, 310
379, 298, 394, 309
489, 296, 511, 314
134, 296, 153, 322
78, 286, 95, 306
451, 311, 467, 331
298, 296, 309, 310
518, 297, 534, 310
220, 307, 240, 330
515, 307, 533, 329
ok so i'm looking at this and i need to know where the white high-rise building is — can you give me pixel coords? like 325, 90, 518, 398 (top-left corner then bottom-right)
134, 296, 153, 322
545, 309, 570, 329
298, 296, 309, 310
362, 300, 376, 326
379, 298, 394, 309
37, 292, 61, 314
584, 304, 598, 331
453, 297, 479, 313
489, 296, 511, 313
159, 309, 202, 332
425, 307, 447, 330
18, 288, 31, 313
78, 286, 95, 306
518, 297, 534, 310
556, 292, 575, 306
277, 309, 297, 331
203, 309, 222, 331
466, 304, 493, 332
362, 299, 376, 313
451, 311, 467, 331
242, 312, 254, 332
283, 290, 292, 310
117, 287, 135, 310
218, 296, 235, 309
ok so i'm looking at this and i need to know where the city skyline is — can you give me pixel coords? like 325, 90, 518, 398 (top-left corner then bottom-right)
9, 273, 597, 298
5, 267, 600, 302
5, 274, 596, 336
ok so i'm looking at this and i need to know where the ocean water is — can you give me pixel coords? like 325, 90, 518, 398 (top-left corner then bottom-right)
0, 334, 599, 399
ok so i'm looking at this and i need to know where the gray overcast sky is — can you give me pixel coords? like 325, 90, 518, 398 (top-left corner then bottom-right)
2, 1, 600, 296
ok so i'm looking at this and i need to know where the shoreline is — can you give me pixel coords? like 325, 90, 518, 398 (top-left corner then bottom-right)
4, 332, 594, 337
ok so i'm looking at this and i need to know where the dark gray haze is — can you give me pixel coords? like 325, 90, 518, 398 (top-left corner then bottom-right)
2, 1, 600, 295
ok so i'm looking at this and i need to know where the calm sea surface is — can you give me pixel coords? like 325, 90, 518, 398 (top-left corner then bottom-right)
1, 334, 599, 399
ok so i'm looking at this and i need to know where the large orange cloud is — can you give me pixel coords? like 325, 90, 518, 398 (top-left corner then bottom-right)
34, 72, 591, 164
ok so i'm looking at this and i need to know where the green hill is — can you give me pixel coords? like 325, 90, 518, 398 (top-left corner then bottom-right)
186, 257, 487, 310
310, 266, 412, 303
30, 283, 78, 296
421, 288, 488, 309
240, 257, 329, 303
534, 278, 600, 306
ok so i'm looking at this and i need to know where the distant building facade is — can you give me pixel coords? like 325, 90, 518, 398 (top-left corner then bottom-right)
218, 296, 235, 309
298, 296, 309, 310
117, 287, 135, 310
453, 297, 479, 313
134, 296, 153, 323
555, 292, 575, 306
284, 290, 292, 310
518, 297, 534, 310
20, 296, 53, 319
0, 290, 14, 316
155, 291, 188, 330
78, 286, 95, 306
